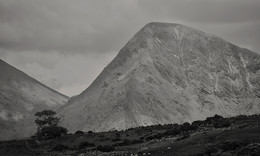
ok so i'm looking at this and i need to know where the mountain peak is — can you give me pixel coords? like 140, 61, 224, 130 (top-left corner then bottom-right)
143, 22, 182, 29
61, 22, 260, 133
138, 22, 184, 37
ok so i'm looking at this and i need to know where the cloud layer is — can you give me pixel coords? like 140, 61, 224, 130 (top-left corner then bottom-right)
0, 0, 259, 96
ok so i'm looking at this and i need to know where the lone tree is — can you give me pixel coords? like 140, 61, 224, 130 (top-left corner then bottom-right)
35, 110, 67, 140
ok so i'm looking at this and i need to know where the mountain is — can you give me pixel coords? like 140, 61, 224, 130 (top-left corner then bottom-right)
60, 22, 260, 133
0, 59, 69, 140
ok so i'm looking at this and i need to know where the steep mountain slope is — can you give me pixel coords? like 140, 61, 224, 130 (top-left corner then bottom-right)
0, 59, 69, 140
61, 22, 260, 133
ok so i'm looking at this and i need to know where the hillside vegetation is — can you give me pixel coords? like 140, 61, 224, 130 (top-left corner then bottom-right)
0, 114, 260, 156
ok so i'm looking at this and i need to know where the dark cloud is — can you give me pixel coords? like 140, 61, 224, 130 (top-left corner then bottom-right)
0, 0, 259, 96
0, 0, 141, 53
0, 0, 259, 53
139, 0, 260, 23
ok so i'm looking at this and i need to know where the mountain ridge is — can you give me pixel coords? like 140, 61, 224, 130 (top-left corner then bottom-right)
0, 59, 69, 99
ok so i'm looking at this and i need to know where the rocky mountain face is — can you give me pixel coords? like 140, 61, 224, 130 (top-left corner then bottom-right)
60, 22, 260, 133
0, 59, 69, 140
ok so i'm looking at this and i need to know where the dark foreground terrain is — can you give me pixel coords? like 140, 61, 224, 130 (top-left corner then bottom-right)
0, 114, 260, 156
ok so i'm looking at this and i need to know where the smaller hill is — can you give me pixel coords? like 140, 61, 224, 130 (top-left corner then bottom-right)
0, 59, 69, 140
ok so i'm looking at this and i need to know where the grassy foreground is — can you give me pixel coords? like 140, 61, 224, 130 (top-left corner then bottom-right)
0, 114, 260, 156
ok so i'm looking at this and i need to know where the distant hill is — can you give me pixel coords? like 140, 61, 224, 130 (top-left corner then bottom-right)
60, 22, 260, 133
0, 59, 69, 140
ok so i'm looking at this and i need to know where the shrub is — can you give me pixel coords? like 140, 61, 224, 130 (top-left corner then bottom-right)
112, 138, 121, 142
79, 141, 95, 149
36, 126, 68, 140
137, 138, 144, 143
220, 141, 244, 151
212, 114, 224, 120
146, 135, 156, 141
153, 133, 163, 139
192, 120, 204, 127
236, 115, 248, 120
180, 122, 191, 131
120, 139, 130, 146
75, 130, 85, 135
189, 124, 198, 131
206, 114, 224, 123
164, 128, 181, 136
115, 132, 121, 138
97, 145, 115, 152
130, 139, 144, 144
206, 147, 219, 155
116, 138, 143, 146
177, 134, 190, 141
210, 116, 231, 128
88, 131, 93, 134
52, 144, 69, 151
213, 120, 231, 128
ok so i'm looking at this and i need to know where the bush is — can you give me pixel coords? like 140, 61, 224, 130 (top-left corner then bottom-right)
146, 135, 156, 141
52, 144, 69, 151
78, 141, 95, 149
213, 120, 231, 128
153, 133, 163, 139
112, 138, 121, 142
212, 114, 224, 120
180, 122, 191, 131
206, 114, 224, 123
117, 139, 130, 146
192, 120, 204, 127
115, 132, 120, 138
220, 141, 244, 151
164, 128, 181, 136
206, 147, 219, 155
180, 122, 198, 132
75, 130, 85, 135
189, 125, 198, 131
132, 139, 144, 144
236, 115, 248, 120
97, 145, 115, 152
177, 134, 190, 141
36, 126, 68, 140
117, 139, 143, 146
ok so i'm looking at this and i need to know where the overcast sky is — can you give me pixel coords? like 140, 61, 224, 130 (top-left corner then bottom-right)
0, 0, 260, 97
